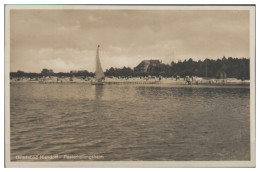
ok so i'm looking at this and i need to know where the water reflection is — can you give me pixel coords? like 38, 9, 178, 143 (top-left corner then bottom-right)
136, 86, 249, 99
94, 85, 104, 100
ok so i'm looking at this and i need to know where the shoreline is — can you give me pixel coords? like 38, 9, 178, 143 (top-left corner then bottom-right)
10, 76, 250, 87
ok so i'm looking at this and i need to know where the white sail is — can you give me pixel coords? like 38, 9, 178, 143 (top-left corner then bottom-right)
95, 45, 105, 82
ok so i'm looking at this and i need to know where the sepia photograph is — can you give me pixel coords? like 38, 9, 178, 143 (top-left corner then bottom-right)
4, 4, 255, 167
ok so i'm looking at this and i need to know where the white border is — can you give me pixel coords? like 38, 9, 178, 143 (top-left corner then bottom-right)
3, 3, 256, 168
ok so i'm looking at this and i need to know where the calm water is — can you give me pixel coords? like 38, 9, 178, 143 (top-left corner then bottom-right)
10, 83, 250, 161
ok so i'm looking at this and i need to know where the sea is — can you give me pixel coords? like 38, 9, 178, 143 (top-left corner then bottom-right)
10, 83, 250, 161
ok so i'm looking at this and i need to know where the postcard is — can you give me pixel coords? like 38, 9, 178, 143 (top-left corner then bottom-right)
4, 4, 255, 167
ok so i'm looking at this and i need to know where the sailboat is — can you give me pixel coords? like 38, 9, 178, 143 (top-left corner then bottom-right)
91, 45, 105, 85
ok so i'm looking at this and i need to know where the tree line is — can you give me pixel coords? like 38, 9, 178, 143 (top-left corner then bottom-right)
105, 57, 249, 79
10, 57, 250, 80
170, 57, 249, 79
10, 70, 95, 78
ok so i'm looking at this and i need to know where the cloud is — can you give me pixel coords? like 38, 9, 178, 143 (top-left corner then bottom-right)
10, 9, 250, 72
107, 46, 122, 53
58, 24, 80, 32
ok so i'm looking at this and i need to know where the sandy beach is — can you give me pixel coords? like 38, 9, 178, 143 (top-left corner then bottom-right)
10, 76, 250, 86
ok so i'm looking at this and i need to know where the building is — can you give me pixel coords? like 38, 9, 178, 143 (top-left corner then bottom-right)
134, 60, 162, 75
41, 69, 54, 76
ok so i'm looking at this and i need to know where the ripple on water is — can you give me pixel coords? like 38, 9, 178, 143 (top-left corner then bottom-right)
10, 83, 250, 161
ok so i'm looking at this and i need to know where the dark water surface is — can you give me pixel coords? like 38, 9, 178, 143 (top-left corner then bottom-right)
10, 83, 250, 161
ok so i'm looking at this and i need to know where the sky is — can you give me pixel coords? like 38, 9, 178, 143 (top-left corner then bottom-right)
10, 9, 250, 72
